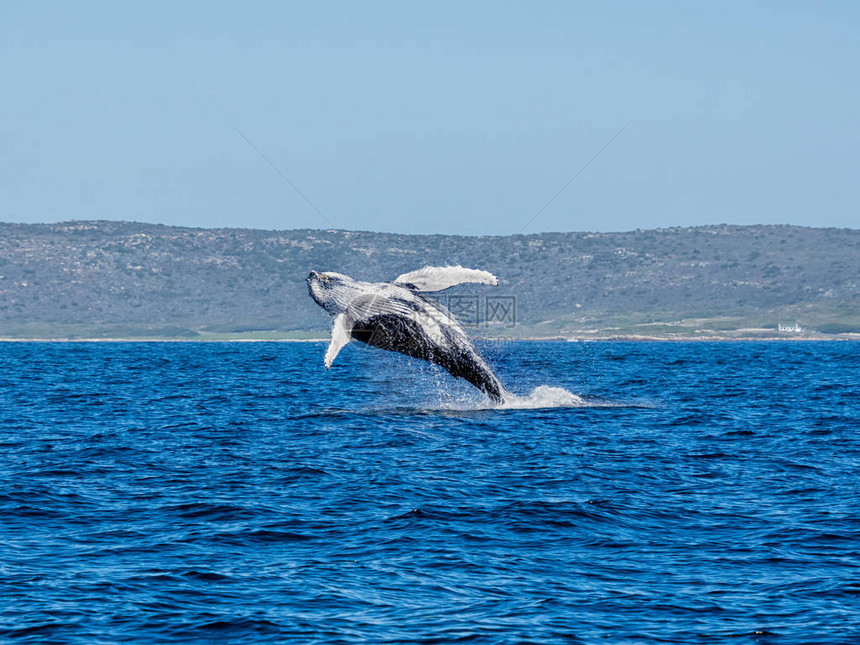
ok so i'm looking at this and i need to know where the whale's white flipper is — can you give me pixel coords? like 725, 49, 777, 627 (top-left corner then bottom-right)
393, 265, 498, 292
324, 313, 352, 369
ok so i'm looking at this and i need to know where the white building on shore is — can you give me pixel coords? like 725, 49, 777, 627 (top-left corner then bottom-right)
778, 322, 803, 333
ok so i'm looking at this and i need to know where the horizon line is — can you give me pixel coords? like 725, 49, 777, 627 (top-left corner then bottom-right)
1, 219, 857, 237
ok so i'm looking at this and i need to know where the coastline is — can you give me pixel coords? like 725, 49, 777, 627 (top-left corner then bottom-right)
1, 334, 857, 343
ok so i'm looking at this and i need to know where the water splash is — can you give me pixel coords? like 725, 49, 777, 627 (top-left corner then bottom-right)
429, 385, 602, 411
427, 384, 652, 411
497, 385, 589, 409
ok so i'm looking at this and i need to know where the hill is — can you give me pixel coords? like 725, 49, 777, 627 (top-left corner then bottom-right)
0, 221, 857, 339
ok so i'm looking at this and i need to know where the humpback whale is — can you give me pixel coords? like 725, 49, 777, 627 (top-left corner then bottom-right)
307, 265, 507, 402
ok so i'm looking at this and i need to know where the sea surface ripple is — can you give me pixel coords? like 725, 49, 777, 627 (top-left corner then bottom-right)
1, 341, 858, 644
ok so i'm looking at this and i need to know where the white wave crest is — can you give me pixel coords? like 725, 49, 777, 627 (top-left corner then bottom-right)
498, 385, 588, 409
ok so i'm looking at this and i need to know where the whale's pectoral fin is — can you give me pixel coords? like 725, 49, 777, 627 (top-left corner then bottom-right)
324, 313, 352, 369
393, 265, 498, 292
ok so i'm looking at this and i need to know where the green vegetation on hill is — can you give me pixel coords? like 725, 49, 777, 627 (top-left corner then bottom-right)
0, 221, 857, 339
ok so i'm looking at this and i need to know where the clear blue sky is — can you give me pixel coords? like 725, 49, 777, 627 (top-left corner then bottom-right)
2, 1, 857, 234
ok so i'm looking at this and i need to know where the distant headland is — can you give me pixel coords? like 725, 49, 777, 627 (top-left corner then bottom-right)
0, 221, 857, 341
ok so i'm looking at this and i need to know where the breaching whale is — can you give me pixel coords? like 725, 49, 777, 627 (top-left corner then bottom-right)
307, 265, 507, 402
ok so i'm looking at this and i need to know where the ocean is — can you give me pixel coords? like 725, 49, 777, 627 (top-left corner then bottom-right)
1, 340, 858, 643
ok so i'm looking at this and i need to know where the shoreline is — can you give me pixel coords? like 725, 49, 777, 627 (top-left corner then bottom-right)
0, 335, 857, 343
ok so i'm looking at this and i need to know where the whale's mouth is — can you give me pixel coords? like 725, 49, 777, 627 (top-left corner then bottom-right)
307, 270, 352, 314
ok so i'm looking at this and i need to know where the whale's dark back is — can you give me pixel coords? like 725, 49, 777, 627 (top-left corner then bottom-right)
350, 313, 504, 402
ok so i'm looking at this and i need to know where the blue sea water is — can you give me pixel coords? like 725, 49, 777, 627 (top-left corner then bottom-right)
1, 340, 859, 644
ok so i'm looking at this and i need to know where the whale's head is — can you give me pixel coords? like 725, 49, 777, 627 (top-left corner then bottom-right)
307, 270, 360, 315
